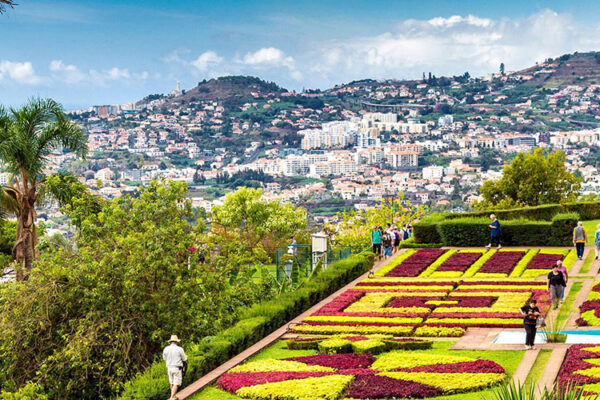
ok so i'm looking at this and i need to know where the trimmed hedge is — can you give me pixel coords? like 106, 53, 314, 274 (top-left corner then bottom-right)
440, 201, 600, 222
398, 237, 443, 249
117, 253, 374, 400
430, 214, 578, 247
414, 201, 588, 247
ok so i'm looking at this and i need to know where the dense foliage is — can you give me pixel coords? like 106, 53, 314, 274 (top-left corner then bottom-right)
476, 149, 581, 209
0, 181, 276, 399
328, 194, 425, 249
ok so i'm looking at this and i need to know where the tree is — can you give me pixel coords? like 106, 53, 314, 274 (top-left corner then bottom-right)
475, 149, 582, 210
0, 181, 274, 398
328, 193, 426, 249
0, 98, 87, 280
500, 62, 505, 76
0, 0, 15, 14
208, 187, 308, 262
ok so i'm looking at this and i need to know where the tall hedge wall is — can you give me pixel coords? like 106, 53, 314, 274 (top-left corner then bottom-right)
438, 201, 600, 222
415, 212, 578, 247
117, 253, 374, 400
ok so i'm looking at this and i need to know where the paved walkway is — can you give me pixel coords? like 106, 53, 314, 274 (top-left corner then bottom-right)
176, 250, 403, 399
512, 348, 540, 385
537, 348, 567, 397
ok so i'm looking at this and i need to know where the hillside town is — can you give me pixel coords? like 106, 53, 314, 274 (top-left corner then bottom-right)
31, 54, 600, 230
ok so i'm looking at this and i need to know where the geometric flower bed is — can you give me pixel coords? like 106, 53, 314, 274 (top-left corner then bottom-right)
292, 278, 550, 336
286, 336, 433, 354
375, 248, 575, 279
557, 344, 600, 395
476, 250, 527, 276
577, 282, 600, 326
217, 351, 507, 399
382, 249, 447, 277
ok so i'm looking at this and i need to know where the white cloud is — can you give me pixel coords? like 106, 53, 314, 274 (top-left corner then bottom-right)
0, 61, 44, 85
427, 15, 492, 28
309, 9, 600, 85
191, 51, 224, 71
48, 60, 148, 87
240, 47, 302, 80
49, 60, 86, 84
242, 47, 295, 68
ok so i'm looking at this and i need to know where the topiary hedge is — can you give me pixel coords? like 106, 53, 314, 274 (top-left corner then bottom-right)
440, 201, 600, 222
425, 214, 578, 247
117, 253, 374, 400
414, 201, 589, 247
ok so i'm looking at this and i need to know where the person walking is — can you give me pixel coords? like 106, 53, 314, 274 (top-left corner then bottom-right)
163, 335, 188, 400
556, 259, 568, 302
382, 229, 392, 259
520, 299, 540, 350
547, 265, 566, 310
392, 226, 400, 254
573, 221, 587, 260
595, 224, 600, 260
371, 226, 382, 259
486, 214, 501, 248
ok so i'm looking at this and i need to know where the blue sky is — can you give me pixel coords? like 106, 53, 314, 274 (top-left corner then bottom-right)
2, 0, 600, 109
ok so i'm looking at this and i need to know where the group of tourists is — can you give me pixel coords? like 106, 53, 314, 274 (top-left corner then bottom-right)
371, 223, 412, 260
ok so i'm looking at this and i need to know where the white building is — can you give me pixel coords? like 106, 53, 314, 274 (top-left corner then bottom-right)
422, 166, 444, 180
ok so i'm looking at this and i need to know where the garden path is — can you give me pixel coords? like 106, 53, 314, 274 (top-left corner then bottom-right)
536, 347, 567, 398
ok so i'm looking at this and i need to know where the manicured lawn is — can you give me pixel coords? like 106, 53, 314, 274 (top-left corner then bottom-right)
584, 220, 600, 244
189, 340, 524, 400
524, 349, 552, 387
556, 281, 583, 329
581, 248, 596, 274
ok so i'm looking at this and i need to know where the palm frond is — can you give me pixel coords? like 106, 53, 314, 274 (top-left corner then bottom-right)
0, 186, 20, 215
0, 0, 16, 14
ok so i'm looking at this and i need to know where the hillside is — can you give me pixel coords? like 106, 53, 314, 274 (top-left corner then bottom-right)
170, 75, 287, 104
513, 51, 600, 87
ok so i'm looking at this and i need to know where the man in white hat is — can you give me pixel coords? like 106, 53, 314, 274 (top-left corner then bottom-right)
163, 335, 187, 400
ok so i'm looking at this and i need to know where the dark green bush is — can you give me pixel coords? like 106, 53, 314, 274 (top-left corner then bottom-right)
118, 253, 374, 400
383, 339, 433, 350
399, 237, 442, 248
550, 213, 579, 245
434, 218, 560, 246
439, 201, 600, 222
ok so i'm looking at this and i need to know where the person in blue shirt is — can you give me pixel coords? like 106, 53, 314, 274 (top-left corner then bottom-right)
486, 214, 502, 249
595, 224, 600, 260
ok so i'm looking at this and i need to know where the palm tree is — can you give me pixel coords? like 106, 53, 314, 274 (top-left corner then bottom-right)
0, 98, 87, 280
0, 0, 16, 14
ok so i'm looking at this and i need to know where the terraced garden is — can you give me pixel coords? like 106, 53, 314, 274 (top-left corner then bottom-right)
185, 247, 600, 400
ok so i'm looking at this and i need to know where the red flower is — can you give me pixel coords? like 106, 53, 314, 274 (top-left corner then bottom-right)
346, 375, 444, 399
285, 353, 375, 369
436, 252, 483, 272
478, 251, 526, 274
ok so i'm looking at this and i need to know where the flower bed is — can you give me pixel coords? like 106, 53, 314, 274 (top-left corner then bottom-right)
577, 282, 600, 326
557, 344, 600, 394
384, 249, 447, 277
476, 251, 526, 276
218, 351, 507, 399
435, 251, 484, 273
293, 267, 551, 335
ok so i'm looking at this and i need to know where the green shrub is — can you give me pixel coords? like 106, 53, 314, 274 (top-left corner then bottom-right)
440, 201, 600, 222
286, 338, 321, 350
318, 338, 353, 354
550, 213, 579, 246
398, 237, 442, 248
383, 339, 433, 350
117, 253, 374, 399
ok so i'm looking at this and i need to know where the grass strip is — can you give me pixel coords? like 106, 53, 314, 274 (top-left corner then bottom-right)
524, 349, 552, 387
556, 281, 583, 329
580, 249, 596, 274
